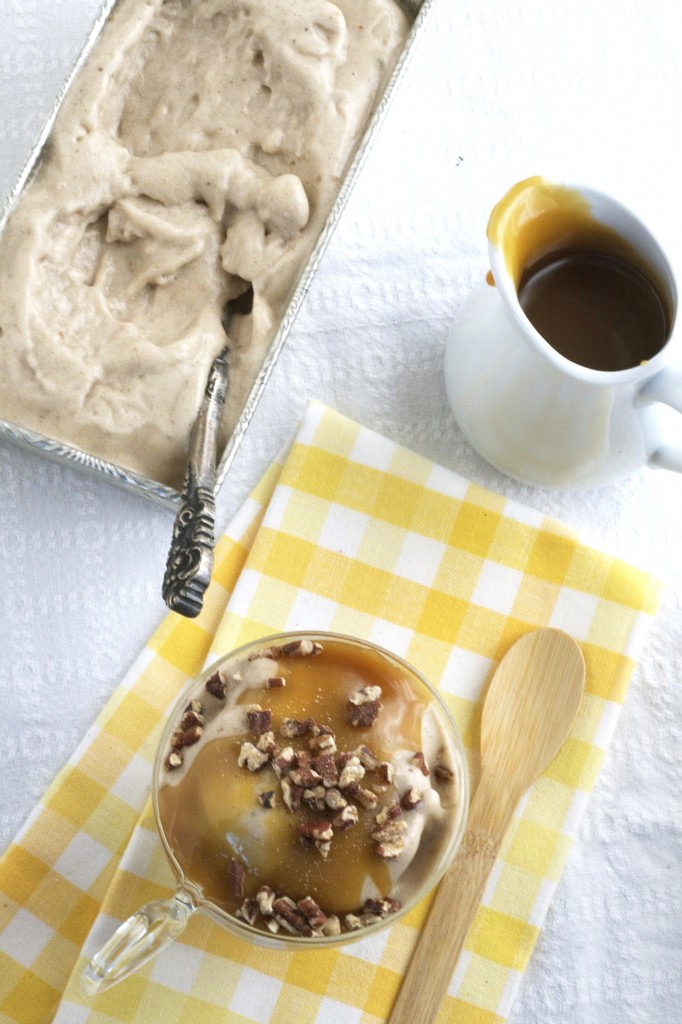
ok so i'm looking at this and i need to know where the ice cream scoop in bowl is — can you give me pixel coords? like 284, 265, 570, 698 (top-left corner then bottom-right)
83, 632, 469, 993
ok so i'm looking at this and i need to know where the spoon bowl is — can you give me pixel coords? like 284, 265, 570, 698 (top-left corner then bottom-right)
481, 627, 586, 799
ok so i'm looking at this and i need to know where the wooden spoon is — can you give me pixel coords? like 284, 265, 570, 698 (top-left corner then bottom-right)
388, 628, 586, 1024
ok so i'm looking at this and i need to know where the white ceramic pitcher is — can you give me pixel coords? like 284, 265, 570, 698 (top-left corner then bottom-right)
444, 177, 682, 488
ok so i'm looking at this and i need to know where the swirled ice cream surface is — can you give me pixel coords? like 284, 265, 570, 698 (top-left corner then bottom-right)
0, 0, 408, 485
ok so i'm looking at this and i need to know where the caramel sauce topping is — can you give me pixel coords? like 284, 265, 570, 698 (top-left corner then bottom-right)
158, 641, 431, 917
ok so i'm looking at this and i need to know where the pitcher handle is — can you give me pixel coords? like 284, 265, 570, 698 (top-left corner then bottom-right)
639, 367, 682, 473
82, 889, 195, 995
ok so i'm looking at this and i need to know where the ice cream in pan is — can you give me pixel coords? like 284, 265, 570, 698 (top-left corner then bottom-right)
0, 0, 409, 487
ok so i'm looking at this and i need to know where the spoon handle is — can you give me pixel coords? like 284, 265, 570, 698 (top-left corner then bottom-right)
388, 773, 516, 1024
162, 347, 229, 618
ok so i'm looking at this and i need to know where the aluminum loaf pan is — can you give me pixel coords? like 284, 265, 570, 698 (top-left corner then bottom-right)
0, 0, 433, 507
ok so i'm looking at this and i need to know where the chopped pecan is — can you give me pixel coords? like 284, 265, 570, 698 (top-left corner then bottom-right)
308, 732, 336, 754
248, 708, 273, 735
374, 840, 405, 860
344, 913, 363, 931
298, 820, 334, 843
256, 884, 276, 915
273, 896, 314, 936
182, 725, 203, 746
205, 671, 228, 699
321, 915, 341, 936
410, 751, 430, 776
273, 917, 298, 934
237, 741, 269, 772
281, 777, 304, 812
289, 766, 322, 788
338, 755, 365, 789
375, 802, 403, 825
294, 749, 312, 770
185, 699, 203, 716
401, 787, 423, 810
273, 746, 295, 778
376, 761, 395, 785
435, 764, 454, 781
229, 857, 246, 898
312, 752, 338, 787
256, 731, 279, 756
258, 790, 276, 809
248, 644, 283, 661
281, 639, 323, 657
363, 896, 401, 917
312, 723, 334, 737
297, 896, 327, 930
267, 676, 286, 688
236, 897, 259, 926
164, 750, 183, 771
333, 804, 359, 830
371, 819, 408, 844
280, 717, 315, 738
302, 785, 327, 811
354, 744, 379, 770
170, 729, 185, 751
360, 912, 383, 927
346, 701, 381, 728
181, 708, 205, 730
354, 787, 379, 810
299, 820, 333, 857
349, 685, 383, 705
324, 787, 347, 811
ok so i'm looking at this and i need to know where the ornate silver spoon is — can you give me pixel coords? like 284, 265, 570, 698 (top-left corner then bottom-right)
161, 346, 230, 618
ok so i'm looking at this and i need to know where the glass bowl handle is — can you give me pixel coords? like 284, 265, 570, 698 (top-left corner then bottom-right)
81, 889, 195, 994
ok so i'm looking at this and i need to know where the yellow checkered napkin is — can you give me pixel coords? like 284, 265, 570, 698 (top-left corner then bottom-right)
0, 401, 661, 1024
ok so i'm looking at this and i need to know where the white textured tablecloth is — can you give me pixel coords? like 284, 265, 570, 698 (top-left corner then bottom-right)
1, 2, 680, 1021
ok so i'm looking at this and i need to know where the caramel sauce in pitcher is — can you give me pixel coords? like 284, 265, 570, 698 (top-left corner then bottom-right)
518, 249, 669, 371
488, 177, 672, 371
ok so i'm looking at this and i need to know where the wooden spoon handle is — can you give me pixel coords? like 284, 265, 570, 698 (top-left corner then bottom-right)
388, 776, 515, 1024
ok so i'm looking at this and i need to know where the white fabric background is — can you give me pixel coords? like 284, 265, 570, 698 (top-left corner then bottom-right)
1, 1, 680, 1021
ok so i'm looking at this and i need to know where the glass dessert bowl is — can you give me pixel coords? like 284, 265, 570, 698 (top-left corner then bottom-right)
83, 632, 469, 992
